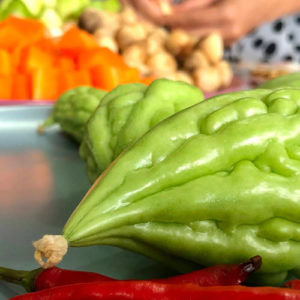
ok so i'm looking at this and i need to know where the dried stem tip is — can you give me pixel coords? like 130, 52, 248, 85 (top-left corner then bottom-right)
33, 235, 68, 269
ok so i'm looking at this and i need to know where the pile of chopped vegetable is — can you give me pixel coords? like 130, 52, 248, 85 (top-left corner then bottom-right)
0, 0, 121, 36
0, 16, 146, 101
79, 5, 233, 93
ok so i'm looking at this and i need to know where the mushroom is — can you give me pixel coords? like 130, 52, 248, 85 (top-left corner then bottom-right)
183, 49, 210, 71
94, 29, 119, 52
116, 23, 148, 51
146, 51, 177, 77
165, 29, 198, 58
78, 9, 120, 36
140, 37, 165, 56
216, 60, 233, 88
139, 19, 156, 35
122, 43, 150, 76
193, 66, 222, 92
119, 5, 139, 25
165, 70, 194, 85
150, 27, 169, 44
198, 32, 224, 65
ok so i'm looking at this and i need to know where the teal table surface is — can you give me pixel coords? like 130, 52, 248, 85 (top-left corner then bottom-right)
0, 105, 173, 300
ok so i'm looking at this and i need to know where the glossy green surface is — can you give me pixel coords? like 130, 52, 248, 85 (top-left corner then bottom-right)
63, 88, 300, 286
259, 72, 300, 89
40, 86, 107, 143
0, 105, 173, 300
80, 79, 204, 183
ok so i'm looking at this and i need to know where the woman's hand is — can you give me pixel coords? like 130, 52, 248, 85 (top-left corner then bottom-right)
164, 0, 300, 45
121, 0, 172, 24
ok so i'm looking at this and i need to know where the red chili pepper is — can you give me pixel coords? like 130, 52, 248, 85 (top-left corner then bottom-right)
284, 280, 300, 290
9, 280, 300, 300
0, 256, 261, 292
0, 266, 114, 292
155, 255, 262, 286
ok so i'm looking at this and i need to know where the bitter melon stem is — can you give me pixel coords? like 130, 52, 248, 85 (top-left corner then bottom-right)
37, 115, 55, 134
33, 235, 68, 269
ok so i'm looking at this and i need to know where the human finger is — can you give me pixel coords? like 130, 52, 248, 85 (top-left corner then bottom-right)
163, 5, 224, 28
172, 0, 217, 13
131, 0, 170, 24
186, 22, 243, 46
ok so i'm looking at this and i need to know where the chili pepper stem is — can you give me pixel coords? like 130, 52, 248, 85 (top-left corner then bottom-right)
242, 256, 262, 273
0, 266, 41, 292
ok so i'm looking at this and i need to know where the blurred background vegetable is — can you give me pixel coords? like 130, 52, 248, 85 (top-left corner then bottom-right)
0, 0, 121, 36
0, 16, 147, 101
78, 5, 234, 93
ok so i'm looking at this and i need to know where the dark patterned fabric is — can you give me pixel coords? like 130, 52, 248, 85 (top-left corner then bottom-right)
225, 14, 300, 63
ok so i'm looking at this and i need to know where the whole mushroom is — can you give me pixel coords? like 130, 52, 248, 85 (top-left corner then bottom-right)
78, 9, 120, 36
199, 32, 224, 65
216, 60, 233, 88
165, 29, 197, 58
119, 5, 139, 25
183, 50, 210, 71
94, 29, 119, 52
165, 70, 194, 85
117, 23, 148, 51
146, 51, 177, 77
193, 66, 222, 92
122, 43, 150, 75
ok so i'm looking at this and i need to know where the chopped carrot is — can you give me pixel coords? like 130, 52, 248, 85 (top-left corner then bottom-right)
11, 45, 26, 70
0, 17, 146, 100
12, 73, 30, 100
56, 26, 98, 58
78, 48, 126, 70
34, 37, 56, 53
3, 16, 46, 37
0, 26, 24, 51
31, 68, 59, 100
91, 65, 121, 91
139, 77, 156, 86
59, 72, 75, 93
59, 69, 92, 94
119, 67, 140, 84
72, 69, 91, 86
0, 17, 46, 50
20, 46, 55, 73
57, 56, 75, 71
0, 75, 12, 99
0, 49, 12, 75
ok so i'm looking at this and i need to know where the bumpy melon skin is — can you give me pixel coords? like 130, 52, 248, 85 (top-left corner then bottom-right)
64, 88, 300, 286
40, 86, 107, 142
80, 79, 204, 182
259, 72, 300, 89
